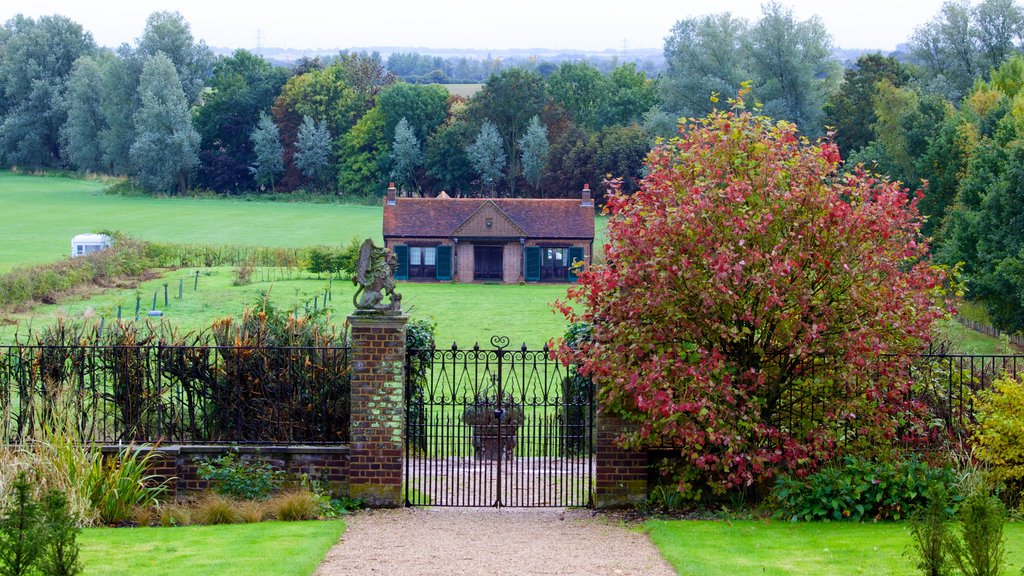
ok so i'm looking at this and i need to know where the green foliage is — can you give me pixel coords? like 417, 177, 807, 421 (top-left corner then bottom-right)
642, 485, 686, 514
293, 116, 332, 190
518, 116, 548, 191
86, 447, 169, 525
972, 375, 1024, 500
191, 493, 241, 526
546, 61, 609, 131
772, 456, 962, 522
335, 105, 388, 195
466, 120, 505, 193
61, 53, 114, 173
268, 491, 319, 522
377, 82, 448, 146
389, 117, 423, 193
908, 486, 955, 576
129, 52, 200, 194
196, 452, 284, 501
38, 490, 82, 576
0, 473, 42, 576
950, 484, 1006, 576
249, 112, 284, 190
425, 121, 475, 195
824, 53, 911, 155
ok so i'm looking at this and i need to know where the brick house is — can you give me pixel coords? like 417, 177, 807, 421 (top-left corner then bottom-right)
382, 184, 596, 284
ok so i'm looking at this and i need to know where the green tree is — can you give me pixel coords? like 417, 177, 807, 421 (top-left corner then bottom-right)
134, 11, 213, 106
0, 14, 95, 168
61, 52, 114, 173
823, 53, 911, 155
249, 112, 284, 190
336, 105, 388, 195
129, 52, 200, 194
193, 49, 288, 192
466, 120, 506, 194
389, 117, 423, 194
744, 2, 838, 137
519, 115, 549, 192
911, 1, 982, 100
546, 61, 609, 130
975, 0, 1024, 70
592, 124, 651, 203
0, 473, 42, 576
377, 82, 448, 146
469, 68, 547, 194
660, 12, 750, 118
38, 490, 82, 576
600, 63, 658, 127
294, 115, 333, 190
98, 48, 137, 175
426, 120, 475, 195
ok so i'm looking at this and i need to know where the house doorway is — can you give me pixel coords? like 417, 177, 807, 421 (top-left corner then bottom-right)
473, 245, 503, 280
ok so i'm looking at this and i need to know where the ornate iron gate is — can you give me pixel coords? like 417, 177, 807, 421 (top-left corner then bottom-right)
405, 336, 594, 507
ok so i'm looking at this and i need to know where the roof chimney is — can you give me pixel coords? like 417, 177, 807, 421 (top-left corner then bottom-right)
386, 182, 397, 206
581, 183, 593, 208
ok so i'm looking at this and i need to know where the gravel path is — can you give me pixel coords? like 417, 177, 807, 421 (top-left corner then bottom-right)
314, 507, 676, 576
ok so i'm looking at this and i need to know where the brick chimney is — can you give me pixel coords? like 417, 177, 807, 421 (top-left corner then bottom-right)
581, 183, 594, 207
386, 182, 397, 205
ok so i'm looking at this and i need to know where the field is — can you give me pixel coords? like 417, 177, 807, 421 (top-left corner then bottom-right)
646, 520, 1024, 575
0, 172, 382, 272
436, 83, 483, 97
79, 521, 344, 576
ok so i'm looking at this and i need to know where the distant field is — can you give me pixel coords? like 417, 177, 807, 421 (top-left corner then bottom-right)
0, 172, 382, 271
437, 83, 483, 97
3, 267, 572, 347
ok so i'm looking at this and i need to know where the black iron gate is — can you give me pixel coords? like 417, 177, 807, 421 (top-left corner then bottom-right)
405, 336, 594, 507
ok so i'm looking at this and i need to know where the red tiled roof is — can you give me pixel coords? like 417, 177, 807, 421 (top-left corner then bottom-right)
382, 197, 595, 239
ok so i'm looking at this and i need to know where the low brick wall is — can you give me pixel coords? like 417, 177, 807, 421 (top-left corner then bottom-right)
101, 444, 350, 500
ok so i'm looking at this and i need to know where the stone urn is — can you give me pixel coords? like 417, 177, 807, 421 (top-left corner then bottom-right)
462, 398, 524, 461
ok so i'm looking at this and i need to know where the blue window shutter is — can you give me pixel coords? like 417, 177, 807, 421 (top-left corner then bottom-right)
435, 245, 452, 280
394, 244, 409, 280
568, 246, 585, 282
525, 246, 541, 282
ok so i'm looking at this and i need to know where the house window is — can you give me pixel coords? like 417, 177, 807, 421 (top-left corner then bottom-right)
409, 246, 437, 279
541, 248, 568, 281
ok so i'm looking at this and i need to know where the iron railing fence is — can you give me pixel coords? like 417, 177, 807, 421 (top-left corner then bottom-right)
0, 344, 351, 445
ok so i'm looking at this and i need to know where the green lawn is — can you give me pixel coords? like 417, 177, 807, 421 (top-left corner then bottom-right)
0, 171, 382, 271
4, 267, 572, 347
79, 521, 344, 576
646, 519, 1024, 575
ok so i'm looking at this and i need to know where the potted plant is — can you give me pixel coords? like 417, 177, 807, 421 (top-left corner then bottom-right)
462, 397, 524, 460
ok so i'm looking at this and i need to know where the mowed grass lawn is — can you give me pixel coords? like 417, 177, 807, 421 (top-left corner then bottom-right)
0, 171, 382, 271
647, 520, 1024, 575
79, 521, 344, 576
4, 267, 571, 347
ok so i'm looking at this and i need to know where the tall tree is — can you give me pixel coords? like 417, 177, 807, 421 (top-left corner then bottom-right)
377, 83, 449, 146
193, 49, 288, 192
249, 112, 284, 190
389, 117, 423, 193
294, 115, 333, 190
519, 115, 549, 193
974, 0, 1024, 70
911, 1, 982, 100
129, 53, 200, 194
135, 11, 213, 106
823, 53, 911, 155
744, 2, 838, 137
546, 62, 609, 131
0, 14, 95, 168
426, 120, 475, 195
660, 13, 750, 118
336, 105, 388, 195
600, 63, 658, 128
97, 49, 137, 175
61, 51, 113, 173
466, 120, 506, 194
469, 68, 547, 194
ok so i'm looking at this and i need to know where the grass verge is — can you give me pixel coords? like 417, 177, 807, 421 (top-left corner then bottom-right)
79, 520, 344, 576
645, 519, 1024, 575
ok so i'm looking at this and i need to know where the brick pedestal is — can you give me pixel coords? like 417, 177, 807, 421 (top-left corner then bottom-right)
347, 312, 408, 507
594, 409, 648, 509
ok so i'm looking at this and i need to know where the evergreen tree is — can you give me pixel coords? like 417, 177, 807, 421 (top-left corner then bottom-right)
466, 120, 506, 194
518, 116, 548, 192
0, 473, 42, 576
249, 112, 284, 190
389, 117, 422, 193
294, 115, 333, 190
129, 53, 200, 194
38, 490, 82, 576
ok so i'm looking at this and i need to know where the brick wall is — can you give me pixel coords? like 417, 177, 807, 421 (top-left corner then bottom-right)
593, 409, 648, 509
503, 242, 522, 283
101, 445, 350, 500
347, 313, 407, 507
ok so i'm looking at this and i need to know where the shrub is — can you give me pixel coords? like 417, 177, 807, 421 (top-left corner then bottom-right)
950, 484, 1006, 576
85, 447, 169, 525
0, 473, 42, 576
191, 493, 240, 525
773, 456, 961, 521
158, 504, 191, 527
908, 486, 955, 576
557, 89, 947, 498
196, 452, 284, 501
235, 500, 269, 524
38, 490, 82, 576
232, 260, 254, 286
130, 506, 156, 528
268, 490, 320, 521
971, 374, 1024, 501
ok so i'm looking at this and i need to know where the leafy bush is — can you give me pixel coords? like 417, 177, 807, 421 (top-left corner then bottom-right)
908, 485, 955, 576
191, 492, 241, 526
85, 447, 169, 525
773, 456, 961, 521
38, 490, 82, 576
196, 452, 284, 501
950, 484, 1006, 576
972, 374, 1024, 500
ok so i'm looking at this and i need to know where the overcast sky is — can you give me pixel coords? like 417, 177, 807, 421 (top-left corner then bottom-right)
3, 1, 959, 52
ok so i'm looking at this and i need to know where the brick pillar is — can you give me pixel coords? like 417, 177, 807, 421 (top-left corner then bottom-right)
347, 312, 408, 507
594, 408, 648, 509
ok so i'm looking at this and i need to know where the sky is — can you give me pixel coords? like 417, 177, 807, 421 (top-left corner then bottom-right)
3, 0, 961, 52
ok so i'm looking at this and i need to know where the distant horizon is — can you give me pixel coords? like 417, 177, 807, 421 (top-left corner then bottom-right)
2, 0, 955, 55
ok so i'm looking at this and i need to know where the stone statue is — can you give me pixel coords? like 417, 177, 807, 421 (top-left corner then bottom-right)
352, 239, 402, 313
